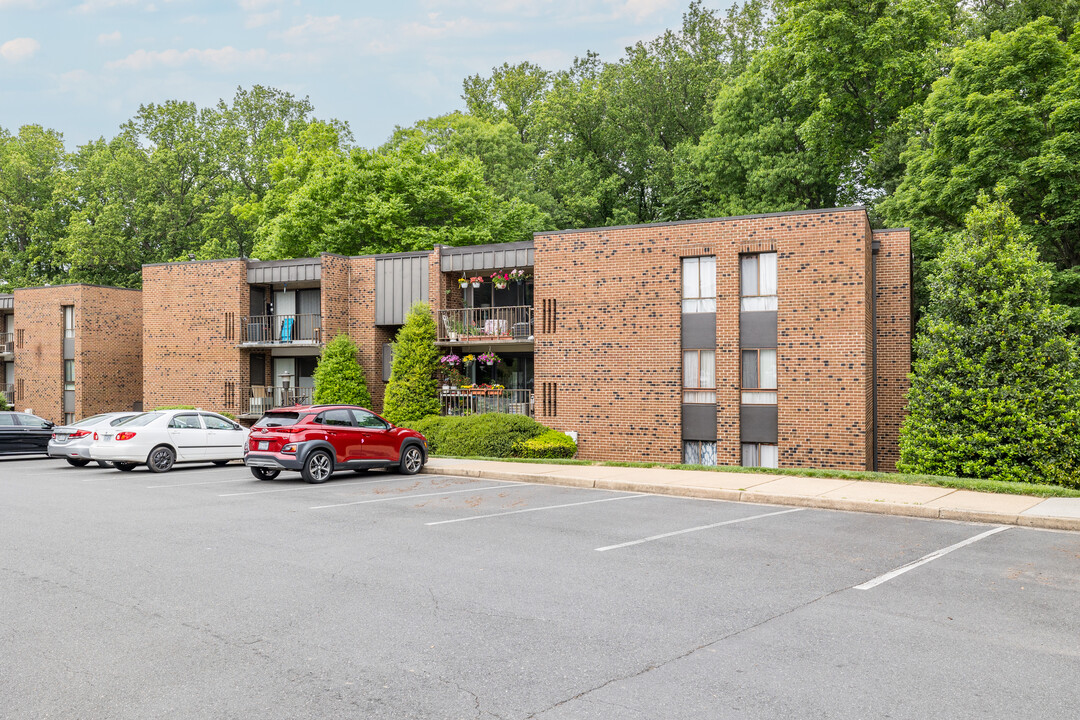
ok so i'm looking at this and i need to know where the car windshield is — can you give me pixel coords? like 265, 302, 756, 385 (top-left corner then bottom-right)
254, 412, 302, 428
114, 412, 164, 427
71, 414, 107, 427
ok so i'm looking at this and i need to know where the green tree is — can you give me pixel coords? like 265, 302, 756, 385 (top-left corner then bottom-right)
0, 390, 10, 411
312, 334, 372, 408
382, 303, 440, 425
898, 195, 1080, 486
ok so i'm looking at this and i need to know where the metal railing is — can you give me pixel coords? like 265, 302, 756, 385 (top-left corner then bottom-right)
241, 314, 322, 345
246, 385, 315, 416
0, 331, 12, 355
436, 306, 533, 343
440, 388, 533, 417
2, 383, 12, 405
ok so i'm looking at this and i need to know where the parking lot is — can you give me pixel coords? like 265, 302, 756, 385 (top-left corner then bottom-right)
2, 456, 1079, 719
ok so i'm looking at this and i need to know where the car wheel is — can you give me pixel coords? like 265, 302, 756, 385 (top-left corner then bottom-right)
147, 445, 176, 473
399, 445, 424, 475
250, 467, 280, 481
212, 460, 230, 466
65, 458, 91, 467
301, 450, 333, 484
114, 462, 137, 472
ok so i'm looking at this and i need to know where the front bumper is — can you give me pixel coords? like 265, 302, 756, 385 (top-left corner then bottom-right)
244, 452, 303, 471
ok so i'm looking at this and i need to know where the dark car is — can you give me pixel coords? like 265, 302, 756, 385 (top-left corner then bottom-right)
243, 405, 428, 483
0, 412, 56, 455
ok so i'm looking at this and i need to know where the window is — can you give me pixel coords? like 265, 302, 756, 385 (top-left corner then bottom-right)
742, 443, 778, 468
683, 349, 715, 404
168, 414, 203, 429
64, 360, 74, 392
64, 413, 74, 425
682, 256, 716, 313
63, 306, 75, 339
741, 253, 777, 311
202, 414, 236, 430
683, 440, 717, 466
353, 409, 388, 429
315, 409, 353, 427
741, 349, 777, 404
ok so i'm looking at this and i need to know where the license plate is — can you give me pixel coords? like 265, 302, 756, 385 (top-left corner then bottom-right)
56, 434, 68, 441
104, 433, 113, 440
258, 441, 268, 450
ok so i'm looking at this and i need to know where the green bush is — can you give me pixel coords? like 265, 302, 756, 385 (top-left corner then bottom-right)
0, 392, 10, 411
406, 413, 551, 458
512, 429, 577, 459
383, 302, 440, 424
312, 334, 372, 408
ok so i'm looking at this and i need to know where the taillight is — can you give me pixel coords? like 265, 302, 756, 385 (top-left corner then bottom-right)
93, 432, 99, 441
281, 443, 297, 454
51, 433, 56, 439
116, 432, 137, 441
70, 429, 91, 439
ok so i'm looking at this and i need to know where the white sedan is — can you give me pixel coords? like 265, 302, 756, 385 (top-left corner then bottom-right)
89, 409, 250, 473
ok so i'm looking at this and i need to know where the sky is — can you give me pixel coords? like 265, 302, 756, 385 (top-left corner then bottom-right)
0, 0, 707, 150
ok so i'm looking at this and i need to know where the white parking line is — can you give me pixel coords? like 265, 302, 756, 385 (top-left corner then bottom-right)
854, 526, 1011, 590
219, 475, 494, 497
147, 478, 255, 489
311, 483, 525, 510
426, 492, 650, 526
595, 508, 805, 552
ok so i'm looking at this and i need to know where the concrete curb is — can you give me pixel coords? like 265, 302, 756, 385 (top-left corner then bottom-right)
422, 466, 1080, 532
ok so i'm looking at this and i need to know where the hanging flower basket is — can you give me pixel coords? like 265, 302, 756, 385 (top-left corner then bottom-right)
491, 272, 509, 290
509, 269, 530, 284
478, 352, 500, 366
470, 275, 483, 288
457, 277, 468, 289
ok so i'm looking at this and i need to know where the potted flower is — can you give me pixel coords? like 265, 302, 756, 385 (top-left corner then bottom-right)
509, 269, 529, 284
478, 352, 500, 366
491, 272, 509, 290
470, 276, 483, 288
457, 276, 468, 289
461, 354, 476, 366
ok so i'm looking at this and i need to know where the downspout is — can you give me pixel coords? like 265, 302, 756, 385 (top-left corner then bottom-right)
871, 240, 879, 472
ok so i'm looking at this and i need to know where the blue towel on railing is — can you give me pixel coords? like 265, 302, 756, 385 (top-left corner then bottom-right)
280, 317, 294, 342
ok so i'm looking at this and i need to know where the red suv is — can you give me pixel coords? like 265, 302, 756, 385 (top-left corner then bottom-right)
244, 405, 428, 483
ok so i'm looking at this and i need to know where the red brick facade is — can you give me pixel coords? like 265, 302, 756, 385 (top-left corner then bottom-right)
10, 285, 142, 423
873, 229, 913, 471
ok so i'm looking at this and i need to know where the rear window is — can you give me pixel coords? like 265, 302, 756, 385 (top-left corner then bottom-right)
72, 414, 108, 428
255, 412, 303, 428
109, 415, 139, 426
115, 412, 164, 427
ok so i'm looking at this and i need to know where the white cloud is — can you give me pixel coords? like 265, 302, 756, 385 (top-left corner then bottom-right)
607, 0, 676, 21
245, 10, 280, 28
74, 0, 140, 13
238, 0, 280, 9
97, 30, 123, 45
0, 37, 40, 62
0, 0, 39, 8
106, 46, 272, 71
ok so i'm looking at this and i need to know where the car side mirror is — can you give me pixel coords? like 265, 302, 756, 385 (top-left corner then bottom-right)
43, 421, 55, 429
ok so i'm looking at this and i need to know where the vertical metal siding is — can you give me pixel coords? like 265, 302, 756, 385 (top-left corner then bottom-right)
375, 256, 429, 326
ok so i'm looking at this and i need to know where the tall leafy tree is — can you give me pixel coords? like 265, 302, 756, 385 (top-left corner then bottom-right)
312, 334, 372, 408
383, 303, 440, 425
898, 196, 1080, 487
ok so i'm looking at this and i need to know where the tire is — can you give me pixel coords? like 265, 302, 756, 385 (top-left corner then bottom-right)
146, 445, 176, 473
114, 462, 137, 472
301, 450, 333, 484
212, 460, 230, 466
250, 467, 280, 481
398, 445, 425, 475
65, 458, 90, 467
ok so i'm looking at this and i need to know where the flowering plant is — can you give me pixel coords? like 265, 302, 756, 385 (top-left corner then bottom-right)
439, 354, 462, 368
469, 276, 483, 286
461, 354, 477, 365
477, 352, 500, 365
490, 272, 509, 289
457, 276, 468, 288
508, 269, 529, 282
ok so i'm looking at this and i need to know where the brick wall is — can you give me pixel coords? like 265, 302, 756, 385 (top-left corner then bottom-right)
534, 209, 892, 471
874, 229, 913, 471
142, 260, 247, 415
348, 256, 396, 413
12, 285, 142, 422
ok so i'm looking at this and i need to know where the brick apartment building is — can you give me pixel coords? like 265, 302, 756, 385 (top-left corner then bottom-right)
137, 206, 911, 472
0, 285, 143, 424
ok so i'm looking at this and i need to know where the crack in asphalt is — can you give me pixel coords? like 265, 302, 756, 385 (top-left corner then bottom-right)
524, 583, 854, 718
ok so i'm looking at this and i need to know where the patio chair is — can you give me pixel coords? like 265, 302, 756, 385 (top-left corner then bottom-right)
250, 385, 269, 415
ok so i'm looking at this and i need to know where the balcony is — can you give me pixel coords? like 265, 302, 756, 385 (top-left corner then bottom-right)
239, 314, 322, 348
0, 331, 12, 359
2, 383, 12, 406
440, 387, 533, 417
435, 306, 533, 351
241, 385, 315, 419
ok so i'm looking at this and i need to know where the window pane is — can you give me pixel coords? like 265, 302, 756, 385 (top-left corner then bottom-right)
742, 350, 758, 389
759, 253, 777, 296
741, 391, 777, 405
760, 349, 777, 389
699, 256, 715, 298
64, 360, 74, 382
683, 350, 699, 388
741, 296, 777, 312
741, 256, 758, 297
699, 350, 715, 388
701, 442, 717, 466
682, 298, 715, 313
683, 390, 714, 404
683, 441, 700, 465
682, 257, 699, 299
760, 444, 779, 468
741, 443, 758, 467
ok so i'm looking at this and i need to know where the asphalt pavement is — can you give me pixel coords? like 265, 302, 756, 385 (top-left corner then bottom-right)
1, 456, 1078, 719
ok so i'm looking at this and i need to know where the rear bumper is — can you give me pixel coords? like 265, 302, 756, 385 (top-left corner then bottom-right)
244, 452, 303, 471
48, 442, 92, 460
89, 446, 143, 463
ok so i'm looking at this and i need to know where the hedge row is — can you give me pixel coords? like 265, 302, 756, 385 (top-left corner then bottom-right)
407, 413, 576, 459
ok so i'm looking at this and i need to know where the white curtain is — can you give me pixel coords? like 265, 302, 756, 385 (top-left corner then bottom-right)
759, 253, 777, 296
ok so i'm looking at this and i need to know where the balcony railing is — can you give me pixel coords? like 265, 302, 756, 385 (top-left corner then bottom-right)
440, 388, 533, 417
436, 306, 533, 344
246, 385, 315, 416
2, 383, 12, 405
241, 314, 322, 346
0, 331, 12, 355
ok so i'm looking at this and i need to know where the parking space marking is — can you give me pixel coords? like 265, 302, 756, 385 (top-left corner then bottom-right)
426, 492, 650, 526
147, 478, 255, 489
219, 474, 505, 498
595, 508, 804, 552
311, 483, 526, 510
854, 525, 1011, 590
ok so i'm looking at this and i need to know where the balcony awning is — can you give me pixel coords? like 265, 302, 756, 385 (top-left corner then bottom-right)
440, 241, 533, 273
